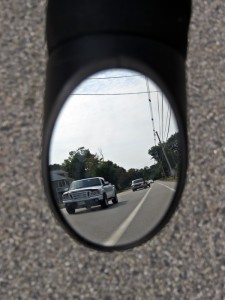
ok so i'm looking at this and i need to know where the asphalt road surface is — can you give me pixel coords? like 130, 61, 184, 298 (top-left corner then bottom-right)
61, 181, 177, 247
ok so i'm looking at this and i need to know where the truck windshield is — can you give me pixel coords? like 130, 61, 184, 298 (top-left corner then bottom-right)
70, 178, 101, 190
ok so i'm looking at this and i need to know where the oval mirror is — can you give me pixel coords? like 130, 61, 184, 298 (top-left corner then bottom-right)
47, 68, 186, 250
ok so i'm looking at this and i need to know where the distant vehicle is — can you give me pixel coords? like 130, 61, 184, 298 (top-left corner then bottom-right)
147, 179, 154, 184
131, 178, 149, 191
62, 177, 118, 214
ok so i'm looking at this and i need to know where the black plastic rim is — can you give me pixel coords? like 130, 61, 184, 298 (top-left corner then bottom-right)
42, 40, 188, 252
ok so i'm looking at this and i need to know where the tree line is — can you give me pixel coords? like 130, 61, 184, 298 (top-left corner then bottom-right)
50, 132, 180, 191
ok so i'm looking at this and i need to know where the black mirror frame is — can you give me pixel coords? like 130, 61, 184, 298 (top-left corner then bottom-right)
42, 37, 188, 251
42, 0, 191, 251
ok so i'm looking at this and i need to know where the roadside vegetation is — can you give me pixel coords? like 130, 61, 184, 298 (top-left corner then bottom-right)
49, 133, 180, 191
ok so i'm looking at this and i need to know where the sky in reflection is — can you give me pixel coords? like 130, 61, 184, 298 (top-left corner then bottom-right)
50, 69, 177, 170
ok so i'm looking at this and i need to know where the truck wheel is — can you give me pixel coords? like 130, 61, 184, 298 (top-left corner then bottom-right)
66, 206, 75, 214
86, 204, 91, 210
101, 194, 108, 209
112, 193, 118, 204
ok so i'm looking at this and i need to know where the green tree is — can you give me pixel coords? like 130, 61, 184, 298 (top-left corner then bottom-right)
148, 132, 180, 178
61, 147, 100, 180
49, 163, 62, 171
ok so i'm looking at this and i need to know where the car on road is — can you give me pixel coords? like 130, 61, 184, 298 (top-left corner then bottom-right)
147, 179, 154, 184
131, 178, 150, 191
62, 177, 118, 214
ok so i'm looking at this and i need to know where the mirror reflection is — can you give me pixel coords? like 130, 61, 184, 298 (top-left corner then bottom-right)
49, 68, 180, 247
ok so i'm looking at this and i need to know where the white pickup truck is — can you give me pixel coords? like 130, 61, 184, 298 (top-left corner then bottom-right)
62, 177, 118, 214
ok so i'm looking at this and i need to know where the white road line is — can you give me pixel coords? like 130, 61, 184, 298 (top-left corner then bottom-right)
102, 187, 152, 247
156, 182, 175, 192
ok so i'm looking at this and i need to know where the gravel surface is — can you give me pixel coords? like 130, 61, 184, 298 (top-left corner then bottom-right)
1, 1, 225, 299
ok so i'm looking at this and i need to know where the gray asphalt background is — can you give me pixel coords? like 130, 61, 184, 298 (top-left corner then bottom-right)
1, 1, 225, 299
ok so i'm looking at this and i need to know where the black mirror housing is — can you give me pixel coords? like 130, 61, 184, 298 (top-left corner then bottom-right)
43, 0, 191, 251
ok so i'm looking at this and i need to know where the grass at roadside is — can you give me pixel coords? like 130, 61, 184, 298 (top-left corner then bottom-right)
160, 177, 178, 182
58, 202, 65, 209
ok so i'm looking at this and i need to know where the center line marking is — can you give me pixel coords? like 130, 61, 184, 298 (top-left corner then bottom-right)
102, 187, 152, 247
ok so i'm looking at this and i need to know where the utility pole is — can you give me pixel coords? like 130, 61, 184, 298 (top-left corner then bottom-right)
156, 131, 175, 177
156, 151, 166, 179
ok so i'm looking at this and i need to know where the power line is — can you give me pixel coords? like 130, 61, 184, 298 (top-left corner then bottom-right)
71, 91, 159, 96
89, 75, 142, 79
166, 108, 172, 141
164, 103, 170, 141
156, 131, 175, 177
157, 92, 161, 141
156, 150, 166, 178
145, 77, 156, 146
162, 93, 164, 142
